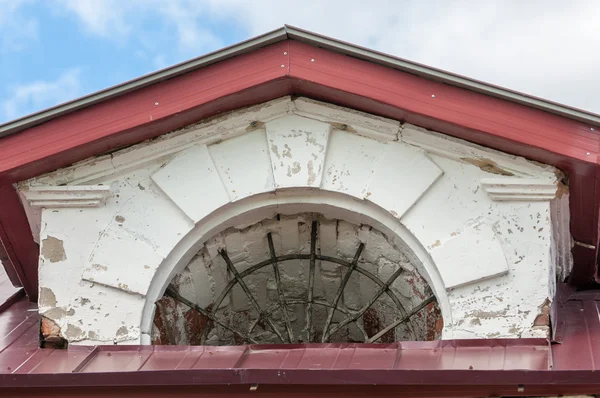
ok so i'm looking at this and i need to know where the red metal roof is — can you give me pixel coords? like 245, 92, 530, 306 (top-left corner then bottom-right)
2, 288, 600, 396
0, 266, 22, 313
553, 291, 600, 370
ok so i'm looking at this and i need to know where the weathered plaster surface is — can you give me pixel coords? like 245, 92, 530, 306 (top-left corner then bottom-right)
19, 96, 569, 344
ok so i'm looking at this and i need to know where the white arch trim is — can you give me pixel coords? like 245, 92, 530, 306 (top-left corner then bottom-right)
139, 189, 453, 341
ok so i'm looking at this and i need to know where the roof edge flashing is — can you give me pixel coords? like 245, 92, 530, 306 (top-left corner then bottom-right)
0, 28, 289, 139
284, 25, 600, 126
1, 25, 599, 140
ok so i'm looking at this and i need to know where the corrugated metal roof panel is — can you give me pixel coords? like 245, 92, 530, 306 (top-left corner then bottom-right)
0, 297, 551, 375
0, 265, 21, 312
553, 294, 600, 370
1, 289, 600, 395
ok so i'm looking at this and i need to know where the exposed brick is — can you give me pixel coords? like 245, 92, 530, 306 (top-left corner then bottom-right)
319, 219, 338, 256
336, 220, 360, 259
533, 298, 551, 327
277, 217, 301, 254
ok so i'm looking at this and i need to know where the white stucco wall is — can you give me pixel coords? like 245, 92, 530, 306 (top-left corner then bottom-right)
18, 96, 570, 344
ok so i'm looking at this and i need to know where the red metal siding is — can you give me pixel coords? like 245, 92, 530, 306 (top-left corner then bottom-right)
0, 298, 551, 376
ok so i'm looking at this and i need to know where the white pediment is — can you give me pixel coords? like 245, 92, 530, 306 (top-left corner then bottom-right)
19, 96, 568, 345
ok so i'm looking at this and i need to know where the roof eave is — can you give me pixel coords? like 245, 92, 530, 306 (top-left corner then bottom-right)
284, 25, 600, 126
0, 27, 289, 139
1, 24, 599, 140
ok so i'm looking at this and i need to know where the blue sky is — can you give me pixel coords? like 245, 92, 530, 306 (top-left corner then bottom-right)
1, 1, 599, 124
0, 0, 248, 123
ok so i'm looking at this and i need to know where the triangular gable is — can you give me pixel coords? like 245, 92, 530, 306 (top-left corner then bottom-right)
0, 26, 599, 301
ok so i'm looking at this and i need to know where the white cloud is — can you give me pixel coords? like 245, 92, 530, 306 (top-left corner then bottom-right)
4, 0, 600, 116
0, 0, 38, 51
203, 0, 600, 114
0, 68, 81, 123
56, 0, 131, 38
56, 0, 223, 54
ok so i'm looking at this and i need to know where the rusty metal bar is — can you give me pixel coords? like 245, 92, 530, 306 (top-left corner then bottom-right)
172, 241, 411, 344
219, 249, 287, 343
215, 254, 408, 316
328, 266, 406, 338
267, 232, 294, 343
319, 255, 406, 313
305, 221, 318, 342
321, 242, 365, 343
365, 296, 435, 343
248, 298, 368, 340
165, 285, 258, 344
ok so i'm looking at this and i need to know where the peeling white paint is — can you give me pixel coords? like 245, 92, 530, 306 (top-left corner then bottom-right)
266, 115, 331, 189
19, 97, 566, 344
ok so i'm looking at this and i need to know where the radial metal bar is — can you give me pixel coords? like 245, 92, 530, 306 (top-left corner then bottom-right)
319, 255, 406, 313
248, 299, 369, 341
216, 253, 408, 314
165, 285, 258, 344
267, 232, 294, 343
328, 266, 406, 338
305, 221, 318, 342
319, 255, 416, 339
365, 296, 435, 343
321, 242, 365, 342
219, 249, 287, 343
194, 249, 410, 341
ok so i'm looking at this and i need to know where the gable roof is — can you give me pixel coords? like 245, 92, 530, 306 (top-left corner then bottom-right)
1, 26, 599, 300
1, 25, 599, 139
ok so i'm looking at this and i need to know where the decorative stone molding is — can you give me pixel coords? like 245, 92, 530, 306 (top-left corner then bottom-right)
430, 223, 509, 290
25, 97, 401, 188
20, 96, 567, 345
22, 185, 112, 208
481, 178, 558, 201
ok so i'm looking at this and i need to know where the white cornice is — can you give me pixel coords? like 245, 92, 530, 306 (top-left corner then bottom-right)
20, 97, 559, 191
292, 98, 400, 141
481, 178, 557, 201
23, 186, 112, 208
401, 124, 559, 179
22, 97, 401, 187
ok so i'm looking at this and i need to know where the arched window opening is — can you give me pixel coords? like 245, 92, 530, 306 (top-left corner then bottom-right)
152, 214, 442, 345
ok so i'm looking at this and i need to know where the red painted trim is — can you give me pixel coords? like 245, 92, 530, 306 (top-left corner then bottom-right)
0, 79, 292, 185
0, 39, 598, 293
0, 185, 38, 300
0, 42, 290, 180
1, 41, 595, 181
287, 41, 599, 166
0, 239, 21, 288
3, 384, 600, 398
3, 369, 600, 396
0, 288, 24, 314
